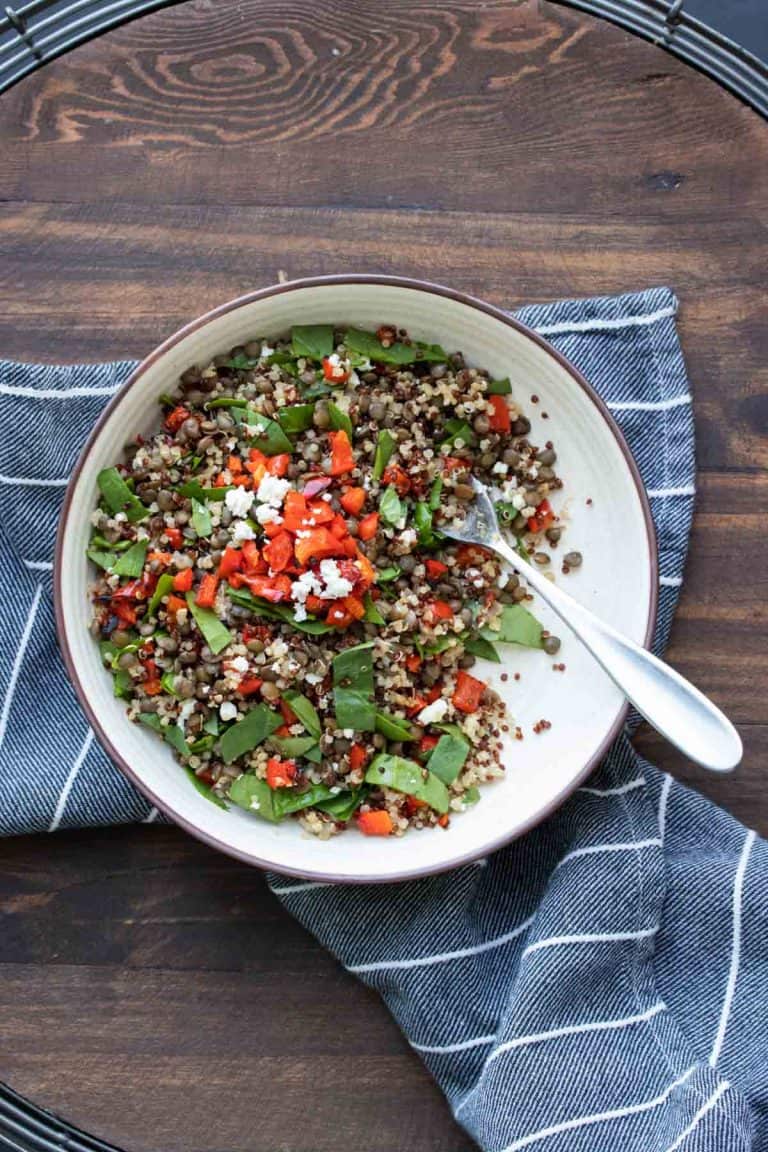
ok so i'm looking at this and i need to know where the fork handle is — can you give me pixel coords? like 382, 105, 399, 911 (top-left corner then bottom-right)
494, 537, 742, 773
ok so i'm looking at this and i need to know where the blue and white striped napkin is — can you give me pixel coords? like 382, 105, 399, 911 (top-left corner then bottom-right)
1, 287, 765, 1151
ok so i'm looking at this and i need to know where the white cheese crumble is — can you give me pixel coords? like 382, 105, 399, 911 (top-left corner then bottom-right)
304, 671, 323, 685
492, 461, 508, 475
255, 505, 283, 526
231, 655, 249, 673
225, 488, 255, 518
177, 698, 197, 733
293, 603, 308, 622
257, 474, 291, 507
261, 343, 275, 358
232, 520, 256, 542
511, 491, 527, 512
220, 701, 239, 722
318, 559, 354, 599
417, 697, 449, 725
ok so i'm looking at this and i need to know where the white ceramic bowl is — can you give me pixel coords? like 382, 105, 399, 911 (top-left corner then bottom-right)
55, 276, 656, 883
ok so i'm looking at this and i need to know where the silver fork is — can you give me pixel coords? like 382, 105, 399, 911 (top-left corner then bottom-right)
440, 478, 742, 773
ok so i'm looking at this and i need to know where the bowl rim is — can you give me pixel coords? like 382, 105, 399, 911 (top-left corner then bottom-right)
54, 274, 659, 884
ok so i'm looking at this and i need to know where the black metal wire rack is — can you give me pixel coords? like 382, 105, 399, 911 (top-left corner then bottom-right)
0, 1, 765, 1149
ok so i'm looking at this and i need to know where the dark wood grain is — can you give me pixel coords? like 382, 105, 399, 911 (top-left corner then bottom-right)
0, 1, 766, 1150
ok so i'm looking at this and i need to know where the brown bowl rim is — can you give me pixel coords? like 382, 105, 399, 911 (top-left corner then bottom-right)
54, 274, 659, 885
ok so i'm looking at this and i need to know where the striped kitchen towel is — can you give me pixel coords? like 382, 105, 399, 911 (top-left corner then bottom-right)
0, 287, 765, 1150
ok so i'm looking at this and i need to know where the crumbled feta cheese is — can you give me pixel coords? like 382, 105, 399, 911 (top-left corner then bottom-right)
220, 701, 238, 722
318, 559, 354, 600
522, 505, 537, 518
255, 505, 283, 526
232, 520, 256, 542
293, 603, 308, 622
304, 671, 323, 685
257, 474, 291, 507
342, 729, 355, 739
270, 639, 289, 658
498, 569, 510, 589
293, 569, 322, 605
417, 697, 449, 725
261, 343, 274, 358
177, 698, 197, 733
492, 461, 508, 475
512, 491, 527, 512
231, 656, 249, 673
225, 488, 255, 518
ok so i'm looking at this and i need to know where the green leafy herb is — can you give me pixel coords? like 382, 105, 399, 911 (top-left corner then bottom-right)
247, 411, 294, 456
425, 635, 460, 656
426, 733, 469, 784
463, 635, 502, 663
316, 788, 367, 821
441, 418, 476, 448
97, 467, 149, 523
147, 572, 174, 618
205, 395, 248, 409
300, 378, 333, 401
91, 534, 132, 552
220, 704, 283, 764
462, 785, 481, 808
229, 775, 280, 822
372, 429, 396, 483
272, 783, 339, 818
226, 588, 335, 634
344, 328, 447, 365
375, 566, 401, 583
413, 501, 440, 547
435, 721, 471, 745
191, 499, 213, 538
184, 767, 227, 807
283, 689, 322, 738
113, 669, 133, 698
363, 593, 385, 625
176, 481, 233, 502
203, 714, 220, 737
270, 735, 320, 760
185, 592, 233, 655
517, 539, 532, 562
481, 603, 543, 649
112, 539, 148, 578
374, 711, 416, 742
379, 486, 405, 526
138, 713, 192, 759
333, 642, 375, 731
487, 377, 512, 395
87, 549, 116, 571
364, 753, 449, 814
161, 670, 179, 696
428, 473, 443, 511
291, 324, 334, 361
278, 404, 315, 435
327, 401, 353, 439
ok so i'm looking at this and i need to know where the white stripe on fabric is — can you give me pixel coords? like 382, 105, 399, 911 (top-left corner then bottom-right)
23, 559, 53, 571
647, 485, 696, 498
350, 916, 536, 974
0, 583, 42, 756
271, 881, 334, 895
0, 473, 69, 487
658, 775, 673, 845
522, 926, 657, 958
49, 730, 94, 832
412, 1032, 496, 1055
496, 1065, 698, 1152
0, 381, 120, 399
607, 395, 691, 412
554, 839, 662, 872
663, 1083, 730, 1152
659, 575, 683, 587
455, 1003, 667, 1114
578, 778, 646, 797
142, 806, 160, 824
534, 304, 676, 337
709, 830, 756, 1066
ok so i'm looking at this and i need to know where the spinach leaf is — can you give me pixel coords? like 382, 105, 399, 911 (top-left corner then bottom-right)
220, 704, 283, 763
113, 539, 148, 577
205, 395, 249, 409
463, 635, 502, 663
371, 429, 396, 483
428, 473, 443, 511
327, 401, 353, 439
185, 767, 227, 807
517, 539, 532, 562
487, 378, 512, 395
375, 566, 401, 583
480, 603, 543, 649
87, 549, 116, 571
426, 733, 469, 784
461, 785, 481, 808
138, 712, 192, 758
374, 711, 416, 742
226, 588, 336, 634
97, 467, 149, 523
365, 753, 449, 814
425, 635, 460, 656
414, 501, 439, 546
248, 412, 294, 456
300, 378, 333, 401
203, 713, 220, 737
316, 788, 368, 821
270, 735, 320, 760
176, 481, 233, 502
435, 721, 471, 745
229, 774, 280, 821
147, 572, 174, 618
333, 642, 375, 731
283, 689, 322, 738
113, 668, 133, 698
272, 783, 337, 818
344, 328, 447, 365
91, 533, 132, 552
161, 670, 179, 696
379, 487, 405, 526
441, 419, 476, 448
291, 325, 334, 361
278, 404, 315, 435
191, 498, 213, 538
185, 592, 233, 655
99, 639, 118, 664
363, 593, 385, 625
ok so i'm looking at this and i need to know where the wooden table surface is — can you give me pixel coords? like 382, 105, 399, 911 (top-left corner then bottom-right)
1, 2, 766, 1150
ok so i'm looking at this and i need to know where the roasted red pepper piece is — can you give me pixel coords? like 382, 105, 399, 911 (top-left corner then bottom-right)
452, 669, 487, 714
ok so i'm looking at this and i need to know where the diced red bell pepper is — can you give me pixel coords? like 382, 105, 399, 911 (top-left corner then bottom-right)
196, 574, 219, 609
407, 695, 429, 716
405, 652, 422, 674
241, 540, 263, 572
265, 453, 290, 478
452, 669, 487, 714
294, 527, 345, 567
239, 676, 263, 697
245, 458, 266, 484
306, 500, 335, 525
342, 594, 366, 621
488, 395, 511, 433
328, 429, 355, 476
279, 698, 298, 725
213, 472, 229, 488
275, 724, 292, 739
165, 406, 190, 433
241, 573, 292, 603
111, 601, 137, 626
456, 543, 493, 566
354, 552, 377, 588
329, 513, 349, 541
403, 795, 428, 817
228, 455, 243, 474
425, 685, 442, 703
266, 758, 297, 789
172, 567, 194, 592
263, 531, 294, 573
357, 512, 379, 541
340, 487, 366, 516
326, 602, 355, 628
382, 465, 411, 495
164, 526, 184, 549
166, 594, 187, 617
218, 547, 243, 580
147, 550, 172, 567
441, 456, 466, 472
349, 743, 369, 771
143, 678, 163, 696
418, 734, 440, 755
322, 356, 349, 384
429, 599, 454, 622
357, 809, 393, 836
305, 593, 327, 616
527, 498, 555, 534
341, 535, 358, 558
425, 558, 448, 579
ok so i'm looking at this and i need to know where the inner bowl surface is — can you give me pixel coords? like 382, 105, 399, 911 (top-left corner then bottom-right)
55, 276, 656, 883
